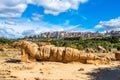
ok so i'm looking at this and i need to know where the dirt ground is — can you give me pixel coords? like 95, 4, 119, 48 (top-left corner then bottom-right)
0, 49, 120, 80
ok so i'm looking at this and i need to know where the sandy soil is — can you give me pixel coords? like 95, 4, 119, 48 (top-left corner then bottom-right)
0, 49, 120, 80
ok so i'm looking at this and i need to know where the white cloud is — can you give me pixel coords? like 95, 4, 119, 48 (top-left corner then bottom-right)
95, 17, 120, 31
27, 19, 31, 22
4, 20, 16, 25
31, 13, 43, 21
0, 19, 92, 38
0, 0, 88, 18
0, 19, 33, 33
22, 30, 36, 36
31, 0, 88, 15
0, 0, 27, 18
0, 0, 88, 38
0, 27, 23, 38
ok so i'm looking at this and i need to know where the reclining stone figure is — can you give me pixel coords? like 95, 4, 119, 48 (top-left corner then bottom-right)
14, 40, 111, 64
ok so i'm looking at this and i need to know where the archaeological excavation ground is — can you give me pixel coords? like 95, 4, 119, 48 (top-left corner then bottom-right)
0, 39, 120, 80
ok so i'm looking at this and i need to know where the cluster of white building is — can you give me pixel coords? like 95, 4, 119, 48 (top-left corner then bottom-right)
25, 31, 120, 39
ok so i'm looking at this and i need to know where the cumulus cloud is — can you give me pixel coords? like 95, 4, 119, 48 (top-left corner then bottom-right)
4, 20, 16, 25
0, 19, 91, 38
31, 0, 88, 15
0, 27, 23, 38
0, 0, 88, 18
22, 30, 36, 36
0, 0, 27, 18
0, 21, 35, 38
0, 0, 88, 38
95, 17, 120, 31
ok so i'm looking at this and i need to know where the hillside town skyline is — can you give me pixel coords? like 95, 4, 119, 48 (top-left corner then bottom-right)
24, 30, 120, 39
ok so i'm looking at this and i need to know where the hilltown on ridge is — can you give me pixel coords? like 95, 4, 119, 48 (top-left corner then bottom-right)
25, 30, 120, 39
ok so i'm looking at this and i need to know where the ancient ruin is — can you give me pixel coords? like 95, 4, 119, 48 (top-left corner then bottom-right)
14, 40, 111, 64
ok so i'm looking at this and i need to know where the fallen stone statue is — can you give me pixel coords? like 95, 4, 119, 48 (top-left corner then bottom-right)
13, 40, 111, 64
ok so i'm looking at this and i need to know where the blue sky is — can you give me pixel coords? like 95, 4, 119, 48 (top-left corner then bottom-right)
0, 0, 120, 38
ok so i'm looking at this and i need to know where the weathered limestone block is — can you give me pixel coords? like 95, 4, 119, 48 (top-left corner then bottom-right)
86, 60, 95, 64
72, 49, 80, 61
79, 53, 87, 60
57, 47, 65, 62
13, 40, 39, 62
0, 47, 7, 52
49, 47, 58, 61
63, 47, 73, 62
111, 48, 118, 53
37, 47, 44, 60
87, 53, 96, 60
98, 46, 106, 53
86, 48, 95, 53
115, 52, 120, 61
42, 46, 51, 60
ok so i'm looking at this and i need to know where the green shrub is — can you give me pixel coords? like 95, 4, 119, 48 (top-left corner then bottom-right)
31, 36, 120, 51
0, 38, 13, 44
